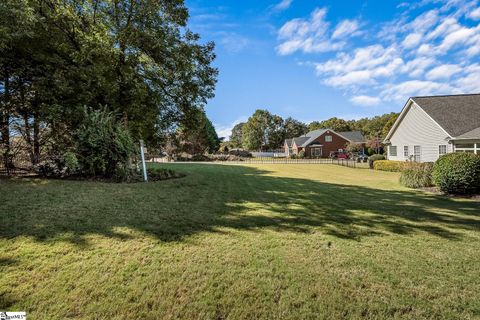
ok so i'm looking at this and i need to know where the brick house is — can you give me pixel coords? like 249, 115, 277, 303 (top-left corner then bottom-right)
284, 129, 365, 158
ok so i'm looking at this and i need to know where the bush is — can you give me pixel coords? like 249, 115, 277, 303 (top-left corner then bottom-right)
432, 153, 480, 194
373, 160, 403, 172
147, 168, 185, 181
400, 162, 434, 188
368, 154, 386, 169
75, 108, 136, 178
298, 150, 305, 159
228, 149, 252, 158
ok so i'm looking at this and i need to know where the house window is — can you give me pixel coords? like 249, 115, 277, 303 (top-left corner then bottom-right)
414, 145, 421, 162
404, 146, 409, 157
325, 135, 332, 142
312, 147, 322, 157
439, 145, 447, 156
389, 146, 397, 156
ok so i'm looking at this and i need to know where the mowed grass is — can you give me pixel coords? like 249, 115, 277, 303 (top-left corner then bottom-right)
1, 164, 479, 319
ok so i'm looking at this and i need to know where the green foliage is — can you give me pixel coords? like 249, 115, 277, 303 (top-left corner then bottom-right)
229, 123, 245, 148
345, 143, 363, 153
308, 117, 351, 132
177, 109, 221, 155
63, 151, 80, 175
400, 163, 434, 189
284, 117, 307, 138
242, 109, 284, 151
298, 150, 305, 159
432, 153, 480, 194
373, 160, 404, 172
147, 168, 185, 181
368, 154, 386, 169
0, 0, 218, 167
75, 108, 136, 178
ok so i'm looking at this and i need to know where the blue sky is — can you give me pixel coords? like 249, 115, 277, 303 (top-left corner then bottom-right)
186, 0, 480, 138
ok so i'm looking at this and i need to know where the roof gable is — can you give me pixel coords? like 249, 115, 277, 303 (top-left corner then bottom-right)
411, 94, 480, 137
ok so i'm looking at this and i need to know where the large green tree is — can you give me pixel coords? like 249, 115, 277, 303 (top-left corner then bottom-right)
229, 122, 245, 148
284, 117, 307, 138
242, 109, 285, 151
308, 117, 351, 132
0, 0, 218, 165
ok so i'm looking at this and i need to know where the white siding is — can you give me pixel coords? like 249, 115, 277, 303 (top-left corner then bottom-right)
388, 102, 452, 162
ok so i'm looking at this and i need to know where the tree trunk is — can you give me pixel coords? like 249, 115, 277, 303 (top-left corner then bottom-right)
33, 113, 40, 165
1, 68, 12, 168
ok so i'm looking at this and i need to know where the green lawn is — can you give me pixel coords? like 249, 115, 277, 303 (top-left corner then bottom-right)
1, 164, 479, 319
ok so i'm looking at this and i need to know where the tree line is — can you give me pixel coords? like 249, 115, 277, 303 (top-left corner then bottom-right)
228, 109, 399, 152
0, 0, 218, 169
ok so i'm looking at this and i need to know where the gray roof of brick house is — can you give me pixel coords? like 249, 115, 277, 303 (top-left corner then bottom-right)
292, 136, 310, 146
337, 131, 365, 143
285, 129, 365, 148
412, 94, 480, 138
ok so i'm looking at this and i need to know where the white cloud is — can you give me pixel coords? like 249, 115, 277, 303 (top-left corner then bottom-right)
278, 1, 480, 105
215, 118, 247, 140
402, 33, 423, 48
350, 95, 382, 106
468, 7, 480, 19
381, 80, 458, 102
426, 64, 462, 80
332, 19, 361, 39
272, 0, 293, 12
219, 33, 249, 53
276, 8, 348, 55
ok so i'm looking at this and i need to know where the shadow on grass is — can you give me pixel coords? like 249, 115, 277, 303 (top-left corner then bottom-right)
0, 164, 479, 245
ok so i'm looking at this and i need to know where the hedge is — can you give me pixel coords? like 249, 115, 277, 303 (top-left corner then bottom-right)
399, 162, 434, 188
432, 153, 480, 194
373, 160, 404, 172
368, 154, 386, 169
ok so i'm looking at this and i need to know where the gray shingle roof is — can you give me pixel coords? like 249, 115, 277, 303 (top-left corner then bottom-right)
292, 137, 310, 146
337, 131, 365, 143
453, 127, 480, 140
412, 94, 480, 138
285, 139, 293, 147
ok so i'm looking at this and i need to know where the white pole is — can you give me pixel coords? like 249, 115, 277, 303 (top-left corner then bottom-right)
140, 139, 148, 182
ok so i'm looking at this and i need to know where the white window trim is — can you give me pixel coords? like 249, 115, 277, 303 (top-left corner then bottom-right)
414, 145, 421, 162
439, 145, 447, 156
389, 145, 397, 157
403, 146, 409, 158
325, 135, 332, 142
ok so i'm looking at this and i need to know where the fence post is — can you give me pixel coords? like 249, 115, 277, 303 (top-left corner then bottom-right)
140, 140, 148, 182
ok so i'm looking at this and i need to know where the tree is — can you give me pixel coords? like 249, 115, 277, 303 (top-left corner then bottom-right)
229, 122, 245, 148
241, 109, 285, 151
284, 117, 307, 138
0, 0, 218, 168
308, 117, 351, 132
177, 109, 220, 155
382, 114, 399, 138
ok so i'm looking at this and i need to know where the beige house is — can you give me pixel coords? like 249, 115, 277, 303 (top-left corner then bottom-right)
384, 94, 480, 162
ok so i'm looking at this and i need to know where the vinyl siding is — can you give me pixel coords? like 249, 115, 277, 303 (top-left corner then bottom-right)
388, 102, 452, 162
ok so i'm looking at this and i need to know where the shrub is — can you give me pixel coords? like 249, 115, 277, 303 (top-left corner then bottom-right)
373, 160, 403, 172
63, 151, 80, 175
400, 162, 434, 188
75, 108, 136, 178
432, 153, 480, 194
368, 154, 386, 169
298, 150, 305, 159
147, 168, 185, 181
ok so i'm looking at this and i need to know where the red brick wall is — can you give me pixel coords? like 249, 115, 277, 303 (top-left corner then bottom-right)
305, 130, 349, 158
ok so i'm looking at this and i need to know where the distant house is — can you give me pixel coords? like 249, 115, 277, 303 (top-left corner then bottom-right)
284, 129, 365, 158
384, 94, 480, 162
